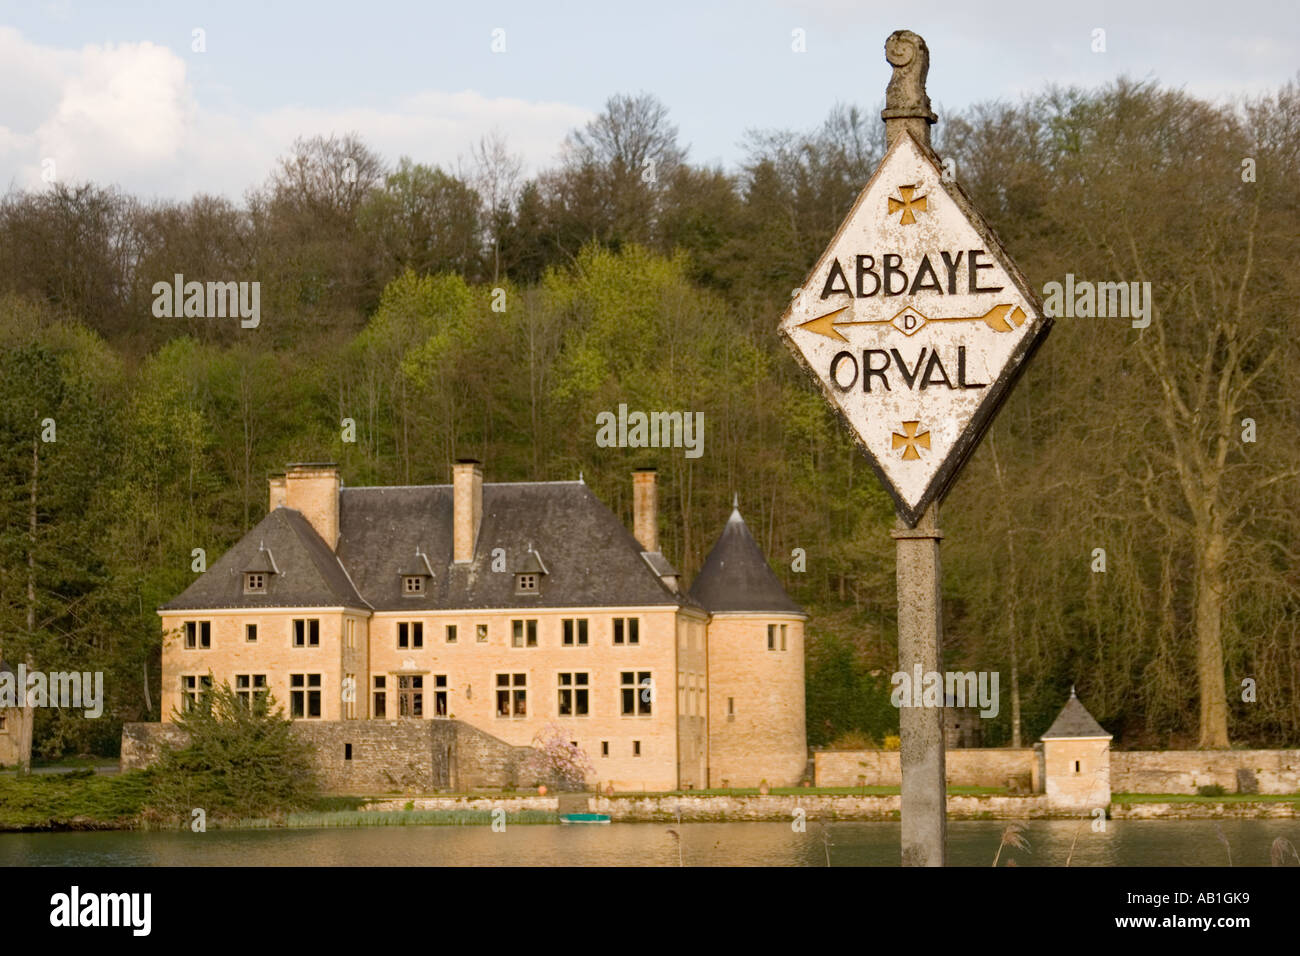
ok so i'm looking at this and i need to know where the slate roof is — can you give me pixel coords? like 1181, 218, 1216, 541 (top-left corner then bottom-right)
1040, 688, 1112, 740
334, 481, 692, 611
688, 506, 803, 615
161, 508, 368, 611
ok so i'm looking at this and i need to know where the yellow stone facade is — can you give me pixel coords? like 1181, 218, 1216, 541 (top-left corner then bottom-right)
158, 466, 808, 792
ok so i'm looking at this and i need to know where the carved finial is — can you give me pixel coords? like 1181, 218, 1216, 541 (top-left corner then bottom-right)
882, 30, 938, 147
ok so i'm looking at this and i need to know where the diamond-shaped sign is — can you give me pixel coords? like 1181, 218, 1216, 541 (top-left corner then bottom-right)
779, 130, 1051, 526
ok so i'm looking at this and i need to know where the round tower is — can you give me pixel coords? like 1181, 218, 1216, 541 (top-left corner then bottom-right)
691, 502, 806, 788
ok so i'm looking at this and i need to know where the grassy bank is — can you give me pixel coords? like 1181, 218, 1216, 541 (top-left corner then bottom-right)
0, 769, 152, 830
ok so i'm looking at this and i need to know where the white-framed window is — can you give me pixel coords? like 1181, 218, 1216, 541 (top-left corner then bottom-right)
613, 617, 639, 645
558, 672, 589, 716
516, 573, 538, 593
620, 671, 653, 716
403, 575, 424, 595
476, 623, 488, 643
398, 621, 423, 649
184, 621, 211, 649
182, 674, 212, 710
235, 674, 268, 709
290, 674, 322, 718
293, 619, 320, 647
511, 619, 538, 647
244, 572, 265, 594
496, 673, 527, 717
562, 618, 589, 646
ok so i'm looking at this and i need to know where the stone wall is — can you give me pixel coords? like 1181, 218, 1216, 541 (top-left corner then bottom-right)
120, 719, 541, 794
815, 748, 1036, 789
1112, 750, 1300, 795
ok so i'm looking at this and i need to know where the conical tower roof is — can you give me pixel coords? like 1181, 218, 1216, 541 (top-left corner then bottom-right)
1040, 687, 1112, 740
689, 502, 802, 615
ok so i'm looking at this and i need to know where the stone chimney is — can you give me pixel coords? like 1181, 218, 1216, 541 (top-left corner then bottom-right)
453, 459, 483, 563
284, 463, 340, 549
633, 468, 658, 552
268, 473, 287, 512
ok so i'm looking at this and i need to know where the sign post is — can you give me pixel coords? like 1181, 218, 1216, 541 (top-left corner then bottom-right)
778, 30, 1051, 866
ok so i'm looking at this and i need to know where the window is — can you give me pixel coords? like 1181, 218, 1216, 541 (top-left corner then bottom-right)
343, 674, 356, 719
600, 741, 609, 757
290, 674, 322, 718
184, 621, 211, 649
398, 676, 423, 717
633, 740, 641, 757
398, 621, 424, 649
562, 618, 589, 646
767, 624, 776, 650
511, 619, 538, 648
516, 573, 538, 593
780, 624, 788, 651
181, 675, 211, 710
728, 697, 735, 717
446, 624, 457, 644
621, 671, 653, 716
245, 623, 257, 643
373, 676, 387, 718
235, 674, 268, 709
496, 673, 527, 717
293, 619, 320, 647
345, 619, 355, 648
476, 623, 488, 643
613, 617, 639, 645
344, 743, 353, 761
1074, 760, 1082, 773
244, 572, 265, 594
558, 672, 589, 716
0, 713, 6, 732
403, 575, 424, 595
433, 675, 448, 716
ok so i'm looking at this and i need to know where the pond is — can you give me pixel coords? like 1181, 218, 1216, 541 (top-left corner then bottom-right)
2, 818, 1297, 866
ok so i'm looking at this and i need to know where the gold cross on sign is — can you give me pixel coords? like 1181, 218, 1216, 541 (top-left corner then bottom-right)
887, 184, 928, 225
891, 421, 931, 460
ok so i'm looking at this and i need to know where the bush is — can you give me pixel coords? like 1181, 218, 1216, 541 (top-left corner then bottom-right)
882, 735, 901, 751
827, 730, 876, 750
1196, 784, 1227, 797
145, 681, 318, 822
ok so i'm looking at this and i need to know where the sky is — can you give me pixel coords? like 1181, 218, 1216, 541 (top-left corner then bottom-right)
0, 0, 1296, 199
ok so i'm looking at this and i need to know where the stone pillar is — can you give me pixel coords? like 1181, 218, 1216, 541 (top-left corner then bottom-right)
453, 459, 483, 563
881, 30, 938, 150
891, 503, 946, 866
633, 468, 658, 552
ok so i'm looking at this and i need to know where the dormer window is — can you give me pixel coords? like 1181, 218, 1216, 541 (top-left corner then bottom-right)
243, 544, 277, 593
516, 573, 538, 593
515, 545, 547, 594
403, 575, 424, 595
244, 572, 266, 594
399, 548, 434, 596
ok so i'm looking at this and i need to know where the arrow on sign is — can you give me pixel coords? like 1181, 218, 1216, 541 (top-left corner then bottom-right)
796, 303, 1029, 342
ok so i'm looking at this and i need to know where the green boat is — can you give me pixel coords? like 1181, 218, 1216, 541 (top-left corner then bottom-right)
560, 813, 611, 825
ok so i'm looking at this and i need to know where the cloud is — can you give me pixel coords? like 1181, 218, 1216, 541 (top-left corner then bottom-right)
0, 27, 592, 200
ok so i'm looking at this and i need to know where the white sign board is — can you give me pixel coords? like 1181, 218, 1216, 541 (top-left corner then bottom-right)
779, 130, 1050, 526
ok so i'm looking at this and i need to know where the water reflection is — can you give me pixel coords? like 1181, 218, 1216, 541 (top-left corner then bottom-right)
1, 820, 1297, 867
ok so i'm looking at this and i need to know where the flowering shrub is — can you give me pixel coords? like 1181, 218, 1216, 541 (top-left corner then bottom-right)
521, 722, 595, 790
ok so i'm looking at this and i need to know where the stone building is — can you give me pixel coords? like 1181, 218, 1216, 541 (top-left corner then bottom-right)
0, 659, 32, 768
1039, 687, 1112, 811
149, 461, 806, 791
